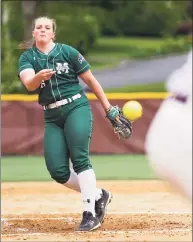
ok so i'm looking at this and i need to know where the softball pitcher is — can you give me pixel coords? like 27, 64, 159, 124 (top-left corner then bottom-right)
145, 50, 192, 201
18, 16, 119, 231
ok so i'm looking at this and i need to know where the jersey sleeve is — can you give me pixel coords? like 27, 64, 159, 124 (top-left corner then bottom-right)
68, 46, 91, 74
18, 53, 34, 75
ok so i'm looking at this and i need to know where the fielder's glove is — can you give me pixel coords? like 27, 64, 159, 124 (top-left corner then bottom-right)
106, 105, 133, 139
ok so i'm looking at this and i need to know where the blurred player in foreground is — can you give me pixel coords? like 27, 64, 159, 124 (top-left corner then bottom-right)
145, 50, 192, 201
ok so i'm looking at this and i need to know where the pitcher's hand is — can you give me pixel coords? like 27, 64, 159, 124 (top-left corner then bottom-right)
37, 69, 56, 81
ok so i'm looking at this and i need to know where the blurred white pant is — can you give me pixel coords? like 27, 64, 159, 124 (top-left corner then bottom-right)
145, 97, 192, 201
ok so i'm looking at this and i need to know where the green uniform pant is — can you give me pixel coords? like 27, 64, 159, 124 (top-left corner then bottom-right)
43, 95, 93, 184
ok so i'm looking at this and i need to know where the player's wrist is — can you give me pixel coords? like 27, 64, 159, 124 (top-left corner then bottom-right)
106, 106, 119, 120
105, 105, 112, 113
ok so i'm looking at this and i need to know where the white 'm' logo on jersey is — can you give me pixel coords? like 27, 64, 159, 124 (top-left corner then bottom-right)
56, 63, 69, 74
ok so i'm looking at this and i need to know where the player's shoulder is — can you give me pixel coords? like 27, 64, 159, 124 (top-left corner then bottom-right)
58, 43, 78, 52
19, 48, 34, 60
57, 43, 79, 59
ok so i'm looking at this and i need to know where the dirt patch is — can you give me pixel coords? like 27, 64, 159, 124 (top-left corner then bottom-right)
2, 180, 192, 241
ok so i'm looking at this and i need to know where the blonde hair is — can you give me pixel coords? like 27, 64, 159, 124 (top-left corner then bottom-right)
19, 16, 56, 50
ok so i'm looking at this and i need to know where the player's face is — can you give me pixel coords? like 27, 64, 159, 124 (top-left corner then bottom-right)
32, 18, 55, 44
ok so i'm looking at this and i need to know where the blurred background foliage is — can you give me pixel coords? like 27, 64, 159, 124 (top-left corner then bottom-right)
1, 0, 192, 94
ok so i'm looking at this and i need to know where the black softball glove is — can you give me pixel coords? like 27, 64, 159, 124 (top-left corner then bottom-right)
106, 105, 133, 139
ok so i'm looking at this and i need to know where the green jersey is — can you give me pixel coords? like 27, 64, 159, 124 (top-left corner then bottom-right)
18, 43, 91, 105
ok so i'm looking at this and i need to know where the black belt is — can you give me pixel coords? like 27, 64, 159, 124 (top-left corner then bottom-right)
170, 94, 188, 103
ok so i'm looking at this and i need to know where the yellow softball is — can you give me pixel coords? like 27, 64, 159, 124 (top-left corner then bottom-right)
122, 100, 143, 121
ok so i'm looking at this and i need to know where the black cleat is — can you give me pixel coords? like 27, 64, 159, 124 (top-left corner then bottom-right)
77, 211, 101, 231
95, 189, 113, 223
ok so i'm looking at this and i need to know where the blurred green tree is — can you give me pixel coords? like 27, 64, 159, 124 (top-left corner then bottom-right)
86, 0, 190, 37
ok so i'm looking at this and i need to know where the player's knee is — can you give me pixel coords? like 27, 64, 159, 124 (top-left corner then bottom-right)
49, 168, 70, 184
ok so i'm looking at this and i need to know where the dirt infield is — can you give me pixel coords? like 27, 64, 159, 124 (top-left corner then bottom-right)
2, 180, 192, 241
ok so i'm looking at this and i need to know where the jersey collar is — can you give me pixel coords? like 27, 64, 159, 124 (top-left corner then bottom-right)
32, 43, 58, 59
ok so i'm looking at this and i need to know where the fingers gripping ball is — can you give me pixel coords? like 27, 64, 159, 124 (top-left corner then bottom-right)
122, 101, 143, 121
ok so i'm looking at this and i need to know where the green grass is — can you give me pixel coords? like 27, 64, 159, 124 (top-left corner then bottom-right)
1, 155, 157, 182
89, 37, 165, 58
87, 36, 189, 71
87, 56, 119, 71
104, 81, 166, 93
88, 37, 163, 70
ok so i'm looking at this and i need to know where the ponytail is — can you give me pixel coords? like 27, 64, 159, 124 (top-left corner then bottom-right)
18, 38, 36, 50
